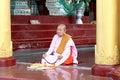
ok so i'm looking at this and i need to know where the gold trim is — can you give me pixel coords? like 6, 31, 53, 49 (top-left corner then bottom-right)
95, 45, 120, 65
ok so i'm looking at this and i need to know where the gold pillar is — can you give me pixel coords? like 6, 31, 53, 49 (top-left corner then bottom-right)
119, 0, 120, 56
95, 0, 120, 65
0, 0, 12, 57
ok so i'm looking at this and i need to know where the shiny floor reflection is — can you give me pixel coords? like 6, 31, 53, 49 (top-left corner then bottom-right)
0, 47, 113, 80
0, 63, 113, 80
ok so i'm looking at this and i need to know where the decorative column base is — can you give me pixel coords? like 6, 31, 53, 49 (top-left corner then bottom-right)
111, 65, 120, 79
92, 64, 115, 77
92, 64, 120, 79
0, 56, 16, 67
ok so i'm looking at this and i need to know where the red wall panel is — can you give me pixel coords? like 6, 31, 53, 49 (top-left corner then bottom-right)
11, 24, 96, 51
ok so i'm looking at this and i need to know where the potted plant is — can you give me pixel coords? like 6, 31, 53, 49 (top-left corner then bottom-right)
58, 0, 91, 16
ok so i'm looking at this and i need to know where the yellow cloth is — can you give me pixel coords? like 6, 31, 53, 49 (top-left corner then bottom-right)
56, 34, 71, 54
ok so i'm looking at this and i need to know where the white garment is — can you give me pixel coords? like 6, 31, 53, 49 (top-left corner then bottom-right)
41, 34, 78, 66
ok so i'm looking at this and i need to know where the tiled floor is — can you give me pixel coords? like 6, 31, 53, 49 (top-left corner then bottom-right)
0, 46, 113, 80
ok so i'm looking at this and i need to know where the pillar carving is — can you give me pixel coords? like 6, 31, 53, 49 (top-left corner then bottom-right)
95, 45, 119, 65
95, 0, 120, 65
92, 0, 120, 78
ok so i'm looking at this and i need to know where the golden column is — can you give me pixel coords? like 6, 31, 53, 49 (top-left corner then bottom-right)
0, 0, 16, 66
92, 0, 120, 77
95, 0, 119, 65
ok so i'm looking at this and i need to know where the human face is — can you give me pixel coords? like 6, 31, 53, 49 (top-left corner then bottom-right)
56, 25, 66, 37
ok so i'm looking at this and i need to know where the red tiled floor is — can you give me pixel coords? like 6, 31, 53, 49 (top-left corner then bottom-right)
0, 47, 113, 80
0, 63, 113, 80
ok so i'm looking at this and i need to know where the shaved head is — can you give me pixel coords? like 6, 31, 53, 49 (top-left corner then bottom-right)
56, 24, 67, 37
57, 24, 66, 31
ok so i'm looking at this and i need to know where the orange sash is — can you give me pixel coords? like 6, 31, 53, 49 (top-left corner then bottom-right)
56, 34, 73, 65
56, 34, 71, 54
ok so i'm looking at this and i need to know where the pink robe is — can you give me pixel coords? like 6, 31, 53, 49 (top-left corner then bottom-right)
41, 34, 78, 66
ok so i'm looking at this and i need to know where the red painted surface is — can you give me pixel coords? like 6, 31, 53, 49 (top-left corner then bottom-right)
92, 64, 115, 77
11, 15, 95, 51
11, 15, 90, 24
12, 24, 96, 51
0, 57, 16, 67
0, 76, 33, 80
92, 64, 120, 79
